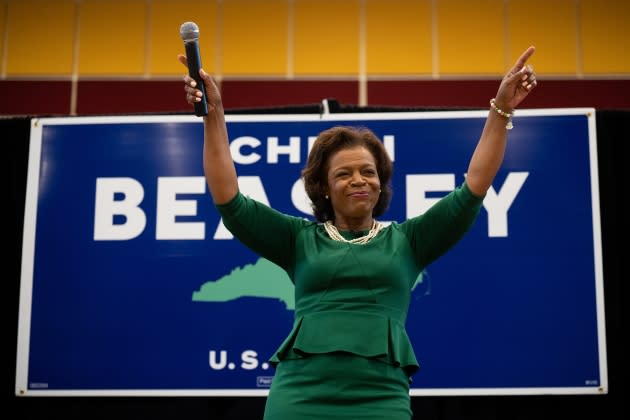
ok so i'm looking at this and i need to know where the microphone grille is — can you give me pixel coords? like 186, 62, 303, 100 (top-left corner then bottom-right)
180, 21, 199, 41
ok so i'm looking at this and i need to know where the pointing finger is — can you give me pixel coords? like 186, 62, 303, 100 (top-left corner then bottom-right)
511, 46, 535, 74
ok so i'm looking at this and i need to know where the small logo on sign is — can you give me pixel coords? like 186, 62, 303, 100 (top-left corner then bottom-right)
256, 376, 273, 387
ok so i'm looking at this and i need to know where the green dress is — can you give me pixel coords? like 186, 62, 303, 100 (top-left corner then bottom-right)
216, 181, 483, 419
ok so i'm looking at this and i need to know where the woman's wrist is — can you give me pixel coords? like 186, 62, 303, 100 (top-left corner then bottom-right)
489, 98, 514, 130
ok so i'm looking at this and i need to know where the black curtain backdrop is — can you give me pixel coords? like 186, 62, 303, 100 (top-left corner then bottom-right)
7, 107, 627, 419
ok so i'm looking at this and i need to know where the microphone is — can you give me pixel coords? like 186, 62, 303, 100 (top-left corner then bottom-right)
179, 21, 208, 116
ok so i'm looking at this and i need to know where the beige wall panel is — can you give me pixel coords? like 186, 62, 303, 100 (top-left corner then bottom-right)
150, 0, 217, 75
366, 0, 432, 75
78, 0, 146, 75
222, 0, 288, 76
581, 0, 630, 74
294, 0, 360, 76
509, 0, 576, 75
6, 0, 76, 75
437, 0, 504, 75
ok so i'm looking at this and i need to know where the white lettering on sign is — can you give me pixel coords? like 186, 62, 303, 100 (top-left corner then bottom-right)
93, 177, 146, 240
156, 177, 206, 240
405, 172, 529, 238
230, 134, 396, 164
93, 172, 527, 241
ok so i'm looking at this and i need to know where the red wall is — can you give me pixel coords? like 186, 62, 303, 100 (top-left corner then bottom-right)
1, 79, 629, 116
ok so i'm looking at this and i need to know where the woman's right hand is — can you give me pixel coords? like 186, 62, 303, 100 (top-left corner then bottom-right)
177, 54, 223, 112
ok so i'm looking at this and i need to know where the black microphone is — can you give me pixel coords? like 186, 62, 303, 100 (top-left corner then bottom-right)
179, 21, 208, 116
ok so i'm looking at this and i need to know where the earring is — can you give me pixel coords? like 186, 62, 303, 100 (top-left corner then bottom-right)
325, 195, 329, 199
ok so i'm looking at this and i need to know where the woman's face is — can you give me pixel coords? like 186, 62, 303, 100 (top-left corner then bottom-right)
326, 146, 381, 226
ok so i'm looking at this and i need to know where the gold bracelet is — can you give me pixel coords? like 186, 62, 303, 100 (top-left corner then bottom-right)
490, 98, 513, 130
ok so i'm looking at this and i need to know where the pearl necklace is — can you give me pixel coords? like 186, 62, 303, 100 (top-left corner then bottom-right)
323, 220, 383, 245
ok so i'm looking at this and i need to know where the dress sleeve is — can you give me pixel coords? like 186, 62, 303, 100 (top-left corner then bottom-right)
215, 191, 309, 271
401, 180, 484, 269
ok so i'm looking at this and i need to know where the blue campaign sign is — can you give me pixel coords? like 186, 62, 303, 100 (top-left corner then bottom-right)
16, 109, 606, 396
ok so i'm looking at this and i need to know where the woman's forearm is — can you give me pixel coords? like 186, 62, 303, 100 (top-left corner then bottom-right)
202, 105, 238, 204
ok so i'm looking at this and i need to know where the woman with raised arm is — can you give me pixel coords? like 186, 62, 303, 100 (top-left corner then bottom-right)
178, 46, 537, 420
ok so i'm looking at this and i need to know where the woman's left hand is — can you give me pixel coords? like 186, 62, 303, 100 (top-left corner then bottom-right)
494, 46, 537, 111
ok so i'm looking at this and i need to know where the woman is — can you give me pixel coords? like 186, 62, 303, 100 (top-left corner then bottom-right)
178, 46, 537, 419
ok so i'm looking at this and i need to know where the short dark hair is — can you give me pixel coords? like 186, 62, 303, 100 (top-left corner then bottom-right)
301, 126, 393, 222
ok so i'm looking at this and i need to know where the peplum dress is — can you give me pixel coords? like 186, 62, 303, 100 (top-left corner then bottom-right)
216, 181, 483, 420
